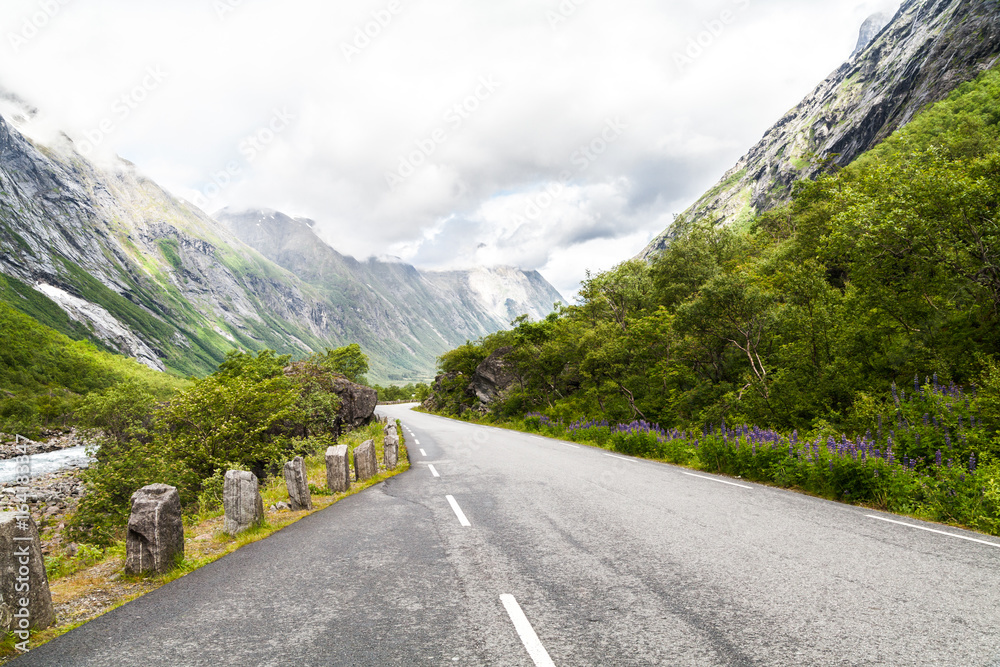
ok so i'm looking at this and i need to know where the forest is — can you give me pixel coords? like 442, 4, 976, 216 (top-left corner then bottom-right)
422, 66, 1000, 530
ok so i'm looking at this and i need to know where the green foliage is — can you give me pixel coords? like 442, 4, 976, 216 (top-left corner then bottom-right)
0, 302, 184, 437
68, 349, 355, 544
374, 382, 431, 402
427, 63, 1000, 442
313, 344, 370, 384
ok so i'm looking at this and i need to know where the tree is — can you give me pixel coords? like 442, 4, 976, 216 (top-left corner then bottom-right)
314, 344, 370, 384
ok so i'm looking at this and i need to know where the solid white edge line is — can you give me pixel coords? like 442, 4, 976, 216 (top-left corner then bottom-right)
420, 449, 427, 457
603, 453, 637, 463
867, 514, 1000, 549
681, 472, 752, 489
500, 595, 556, 667
561, 443, 580, 449
428, 464, 440, 478
446, 495, 471, 527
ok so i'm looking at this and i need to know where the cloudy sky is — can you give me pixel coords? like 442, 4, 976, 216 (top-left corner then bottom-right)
0, 0, 899, 298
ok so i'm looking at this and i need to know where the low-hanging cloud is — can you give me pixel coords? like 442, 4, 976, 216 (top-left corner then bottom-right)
0, 0, 900, 298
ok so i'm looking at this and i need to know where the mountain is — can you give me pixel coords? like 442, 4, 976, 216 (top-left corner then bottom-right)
0, 102, 562, 383
852, 12, 892, 58
215, 208, 564, 381
641, 0, 1000, 257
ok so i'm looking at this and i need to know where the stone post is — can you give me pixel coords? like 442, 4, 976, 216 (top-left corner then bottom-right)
223, 470, 264, 536
354, 440, 378, 482
125, 484, 184, 575
0, 512, 55, 633
283, 456, 313, 511
384, 432, 399, 470
325, 445, 351, 493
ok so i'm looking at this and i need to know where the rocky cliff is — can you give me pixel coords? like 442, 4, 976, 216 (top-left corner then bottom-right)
0, 106, 563, 382
216, 208, 564, 381
641, 0, 1000, 257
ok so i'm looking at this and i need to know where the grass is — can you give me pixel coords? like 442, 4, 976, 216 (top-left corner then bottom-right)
1, 419, 408, 663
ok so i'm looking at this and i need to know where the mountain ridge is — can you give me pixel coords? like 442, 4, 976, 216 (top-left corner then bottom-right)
0, 110, 562, 383
640, 0, 1000, 258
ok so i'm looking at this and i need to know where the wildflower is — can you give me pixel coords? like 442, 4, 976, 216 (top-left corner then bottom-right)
935, 450, 943, 466
970, 453, 977, 473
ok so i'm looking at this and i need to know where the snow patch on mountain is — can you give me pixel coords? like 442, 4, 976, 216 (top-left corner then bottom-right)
34, 283, 165, 371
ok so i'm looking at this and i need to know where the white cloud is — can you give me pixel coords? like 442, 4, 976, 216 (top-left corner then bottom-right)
0, 0, 900, 293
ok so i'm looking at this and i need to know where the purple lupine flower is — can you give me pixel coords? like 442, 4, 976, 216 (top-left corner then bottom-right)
914, 375, 920, 393
935, 450, 943, 466
970, 453, 977, 473
923, 414, 929, 427
932, 415, 939, 429
945, 429, 951, 449
947, 459, 953, 469
891, 383, 899, 405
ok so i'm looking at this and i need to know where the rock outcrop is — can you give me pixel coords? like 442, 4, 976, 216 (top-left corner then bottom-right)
283, 363, 377, 436
332, 376, 378, 432
467, 346, 517, 406
223, 471, 264, 536
125, 484, 184, 575
852, 12, 893, 58
0, 512, 55, 632
641, 0, 1000, 257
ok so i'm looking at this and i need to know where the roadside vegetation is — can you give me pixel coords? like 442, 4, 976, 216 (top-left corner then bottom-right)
425, 64, 1000, 533
0, 420, 408, 663
0, 299, 185, 438
68, 346, 375, 545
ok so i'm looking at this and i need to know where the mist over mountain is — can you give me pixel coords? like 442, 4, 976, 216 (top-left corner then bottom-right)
641, 0, 1000, 257
0, 110, 562, 383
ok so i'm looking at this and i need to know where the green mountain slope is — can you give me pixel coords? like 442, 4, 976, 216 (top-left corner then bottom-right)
0, 102, 563, 383
641, 0, 1000, 257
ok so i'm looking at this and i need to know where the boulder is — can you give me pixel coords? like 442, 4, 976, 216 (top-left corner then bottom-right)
325, 445, 351, 493
223, 471, 264, 536
354, 440, 378, 482
0, 512, 55, 633
384, 433, 399, 470
468, 346, 516, 405
282, 456, 313, 511
283, 363, 377, 435
332, 376, 378, 431
125, 484, 184, 575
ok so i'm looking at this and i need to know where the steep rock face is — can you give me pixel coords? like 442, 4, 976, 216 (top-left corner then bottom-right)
0, 105, 563, 382
217, 208, 564, 381
641, 0, 1000, 257
853, 12, 893, 58
0, 111, 340, 375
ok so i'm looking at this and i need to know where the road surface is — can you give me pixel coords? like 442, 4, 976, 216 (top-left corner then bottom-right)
13, 404, 1000, 665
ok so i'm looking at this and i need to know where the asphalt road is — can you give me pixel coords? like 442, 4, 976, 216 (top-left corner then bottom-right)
13, 405, 1000, 666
